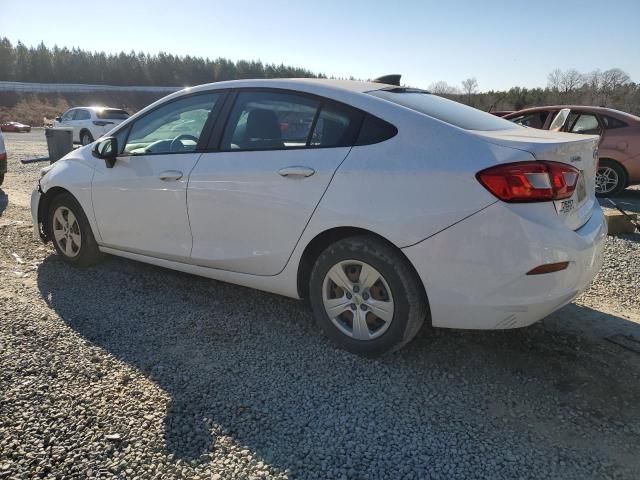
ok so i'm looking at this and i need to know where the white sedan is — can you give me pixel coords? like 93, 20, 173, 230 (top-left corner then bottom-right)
32, 77, 606, 356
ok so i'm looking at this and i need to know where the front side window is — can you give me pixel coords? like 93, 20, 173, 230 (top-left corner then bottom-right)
567, 113, 601, 135
124, 93, 221, 155
221, 91, 320, 151
75, 109, 91, 121
61, 110, 75, 121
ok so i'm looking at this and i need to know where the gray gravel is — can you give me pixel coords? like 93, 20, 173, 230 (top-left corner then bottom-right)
1, 131, 640, 479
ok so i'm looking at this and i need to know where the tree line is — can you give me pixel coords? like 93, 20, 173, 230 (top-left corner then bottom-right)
0, 38, 322, 86
1, 38, 638, 116
431, 69, 640, 115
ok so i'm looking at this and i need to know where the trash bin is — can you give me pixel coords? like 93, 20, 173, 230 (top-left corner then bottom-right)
45, 128, 74, 164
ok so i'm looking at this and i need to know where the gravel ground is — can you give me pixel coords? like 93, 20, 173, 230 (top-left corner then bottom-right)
1, 130, 640, 479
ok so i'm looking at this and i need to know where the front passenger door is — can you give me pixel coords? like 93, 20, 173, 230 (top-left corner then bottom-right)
92, 92, 225, 262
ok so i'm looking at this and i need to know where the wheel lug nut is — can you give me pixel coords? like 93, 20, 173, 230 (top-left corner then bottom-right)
350, 303, 357, 310
360, 304, 368, 311
346, 293, 352, 299
353, 286, 360, 293
362, 292, 369, 300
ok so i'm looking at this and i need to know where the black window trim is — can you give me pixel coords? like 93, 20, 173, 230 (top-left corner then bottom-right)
113, 89, 230, 157
204, 87, 393, 153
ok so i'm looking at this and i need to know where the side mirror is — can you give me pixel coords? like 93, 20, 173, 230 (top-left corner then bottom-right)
55, 116, 62, 122
92, 136, 118, 168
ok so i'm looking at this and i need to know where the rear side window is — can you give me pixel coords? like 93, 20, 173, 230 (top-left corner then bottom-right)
309, 103, 363, 147
567, 113, 602, 135
602, 116, 628, 130
370, 90, 519, 131
98, 109, 129, 120
222, 91, 319, 151
356, 115, 398, 145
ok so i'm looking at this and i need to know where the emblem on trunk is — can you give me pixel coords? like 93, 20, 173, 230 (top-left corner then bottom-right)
570, 155, 581, 163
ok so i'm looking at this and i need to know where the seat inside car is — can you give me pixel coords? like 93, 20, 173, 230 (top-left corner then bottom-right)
242, 109, 284, 149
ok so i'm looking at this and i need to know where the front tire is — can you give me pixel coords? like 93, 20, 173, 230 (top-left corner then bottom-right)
596, 160, 627, 197
80, 130, 94, 146
309, 236, 428, 356
48, 193, 102, 267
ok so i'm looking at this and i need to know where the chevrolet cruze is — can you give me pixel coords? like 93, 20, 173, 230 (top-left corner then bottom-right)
32, 78, 607, 356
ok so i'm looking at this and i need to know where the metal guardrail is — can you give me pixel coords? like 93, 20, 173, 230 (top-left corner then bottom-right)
0, 81, 183, 94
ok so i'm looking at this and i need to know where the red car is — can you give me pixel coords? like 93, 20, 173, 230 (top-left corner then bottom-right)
0, 121, 31, 133
504, 106, 640, 196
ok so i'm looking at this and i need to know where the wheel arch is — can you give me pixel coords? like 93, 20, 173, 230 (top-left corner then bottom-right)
296, 226, 429, 310
38, 186, 75, 241
79, 128, 93, 142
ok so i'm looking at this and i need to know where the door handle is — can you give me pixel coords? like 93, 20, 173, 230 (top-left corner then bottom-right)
158, 170, 183, 181
278, 166, 315, 178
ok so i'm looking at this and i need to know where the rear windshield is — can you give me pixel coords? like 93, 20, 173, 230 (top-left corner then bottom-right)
370, 90, 519, 131
97, 109, 129, 120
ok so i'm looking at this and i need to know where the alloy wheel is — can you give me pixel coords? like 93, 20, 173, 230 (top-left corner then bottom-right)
322, 260, 395, 341
52, 206, 82, 258
595, 166, 619, 194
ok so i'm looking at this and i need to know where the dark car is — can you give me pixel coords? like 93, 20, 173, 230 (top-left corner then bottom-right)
1, 121, 32, 133
504, 106, 640, 196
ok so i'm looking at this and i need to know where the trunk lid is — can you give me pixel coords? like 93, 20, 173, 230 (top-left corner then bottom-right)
472, 128, 600, 230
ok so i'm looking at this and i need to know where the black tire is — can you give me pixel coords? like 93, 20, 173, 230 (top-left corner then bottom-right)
0, 174, 4, 186
309, 235, 429, 356
48, 192, 102, 267
596, 159, 627, 197
80, 130, 94, 146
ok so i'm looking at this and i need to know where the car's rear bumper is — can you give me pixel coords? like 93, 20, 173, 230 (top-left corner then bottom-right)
402, 202, 607, 330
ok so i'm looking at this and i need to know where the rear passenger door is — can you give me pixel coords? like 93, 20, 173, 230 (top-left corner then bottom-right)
187, 89, 363, 275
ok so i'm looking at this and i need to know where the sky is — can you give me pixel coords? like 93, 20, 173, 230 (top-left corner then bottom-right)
2, 0, 639, 91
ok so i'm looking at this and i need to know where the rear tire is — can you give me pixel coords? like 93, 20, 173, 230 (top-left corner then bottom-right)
309, 235, 429, 356
0, 174, 4, 186
48, 193, 102, 267
596, 159, 627, 197
80, 130, 94, 146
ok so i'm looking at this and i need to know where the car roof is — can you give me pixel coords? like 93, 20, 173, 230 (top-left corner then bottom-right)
507, 105, 640, 122
186, 78, 391, 94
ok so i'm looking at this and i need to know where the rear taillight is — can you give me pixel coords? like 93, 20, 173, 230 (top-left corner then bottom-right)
0, 152, 6, 161
476, 161, 579, 202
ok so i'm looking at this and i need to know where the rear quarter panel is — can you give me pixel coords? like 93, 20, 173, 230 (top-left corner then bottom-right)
600, 125, 640, 183
299, 107, 528, 249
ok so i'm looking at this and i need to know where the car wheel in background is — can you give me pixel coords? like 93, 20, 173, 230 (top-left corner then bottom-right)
48, 193, 102, 267
309, 235, 429, 357
80, 130, 94, 146
596, 159, 627, 197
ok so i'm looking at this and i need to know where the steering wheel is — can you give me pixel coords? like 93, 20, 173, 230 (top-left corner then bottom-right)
169, 134, 199, 152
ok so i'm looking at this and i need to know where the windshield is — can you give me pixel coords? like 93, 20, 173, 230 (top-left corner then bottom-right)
97, 109, 129, 120
370, 90, 519, 131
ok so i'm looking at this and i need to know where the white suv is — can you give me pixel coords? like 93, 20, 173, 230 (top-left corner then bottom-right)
53, 107, 129, 145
